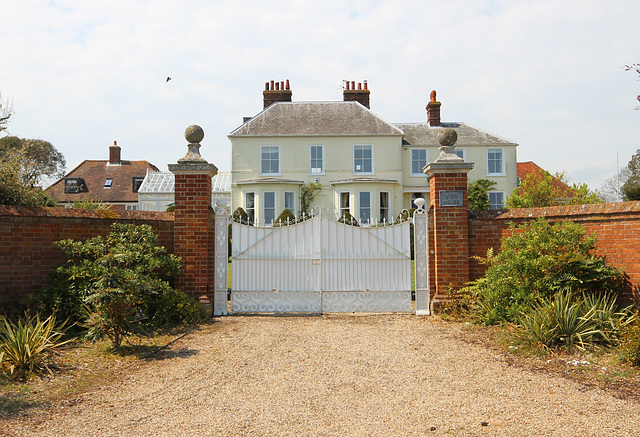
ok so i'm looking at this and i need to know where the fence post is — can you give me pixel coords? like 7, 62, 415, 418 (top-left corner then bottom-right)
213, 200, 229, 315
168, 125, 218, 314
413, 198, 430, 315
423, 128, 473, 312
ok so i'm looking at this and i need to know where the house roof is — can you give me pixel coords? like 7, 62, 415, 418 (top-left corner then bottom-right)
517, 161, 574, 196
47, 159, 159, 203
138, 171, 231, 194
229, 101, 404, 137
394, 122, 517, 147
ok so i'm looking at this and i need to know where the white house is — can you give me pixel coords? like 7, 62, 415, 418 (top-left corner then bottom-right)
228, 80, 518, 226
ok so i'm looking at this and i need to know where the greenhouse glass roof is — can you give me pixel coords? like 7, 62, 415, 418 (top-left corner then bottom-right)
138, 172, 230, 194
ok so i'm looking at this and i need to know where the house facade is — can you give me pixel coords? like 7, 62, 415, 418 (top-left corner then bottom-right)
229, 80, 518, 225
46, 142, 158, 210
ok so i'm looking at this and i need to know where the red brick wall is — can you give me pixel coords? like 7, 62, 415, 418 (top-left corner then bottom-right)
468, 202, 640, 302
429, 172, 471, 294
172, 173, 215, 306
0, 206, 174, 306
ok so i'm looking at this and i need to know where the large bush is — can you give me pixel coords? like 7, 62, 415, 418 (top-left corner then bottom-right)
41, 223, 204, 348
469, 219, 625, 324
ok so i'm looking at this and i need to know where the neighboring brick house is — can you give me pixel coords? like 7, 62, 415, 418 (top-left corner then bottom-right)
229, 80, 519, 225
517, 161, 575, 198
47, 142, 159, 210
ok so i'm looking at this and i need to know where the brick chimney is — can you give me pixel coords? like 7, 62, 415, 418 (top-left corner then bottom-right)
343, 80, 370, 109
109, 141, 121, 165
263, 79, 292, 109
426, 90, 441, 126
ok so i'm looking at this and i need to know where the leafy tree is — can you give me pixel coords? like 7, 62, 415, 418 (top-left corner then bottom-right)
45, 223, 204, 349
300, 182, 322, 216
0, 136, 66, 186
0, 148, 57, 206
0, 92, 13, 134
621, 149, 640, 201
468, 179, 496, 210
507, 170, 602, 208
467, 219, 625, 324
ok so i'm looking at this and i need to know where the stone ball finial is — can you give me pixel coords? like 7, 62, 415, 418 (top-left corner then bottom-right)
437, 128, 457, 148
185, 125, 204, 144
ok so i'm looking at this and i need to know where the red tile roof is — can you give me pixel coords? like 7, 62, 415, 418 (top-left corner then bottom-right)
47, 159, 159, 204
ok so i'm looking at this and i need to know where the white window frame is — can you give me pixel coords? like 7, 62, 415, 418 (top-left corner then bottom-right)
339, 191, 351, 216
260, 145, 280, 176
309, 145, 325, 175
353, 144, 374, 175
489, 191, 505, 210
359, 191, 372, 224
487, 148, 505, 176
454, 148, 465, 160
410, 148, 428, 176
263, 191, 276, 225
245, 192, 255, 224
284, 191, 296, 214
379, 191, 390, 223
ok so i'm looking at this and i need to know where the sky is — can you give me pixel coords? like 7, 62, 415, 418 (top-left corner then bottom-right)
1, 0, 639, 194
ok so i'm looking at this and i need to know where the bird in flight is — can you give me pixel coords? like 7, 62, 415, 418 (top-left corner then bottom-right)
166, 77, 172, 82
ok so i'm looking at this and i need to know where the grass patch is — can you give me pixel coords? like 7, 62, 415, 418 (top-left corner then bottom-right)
0, 324, 199, 418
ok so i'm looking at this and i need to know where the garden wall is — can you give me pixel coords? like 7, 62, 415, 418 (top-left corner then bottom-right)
468, 201, 640, 303
0, 205, 174, 307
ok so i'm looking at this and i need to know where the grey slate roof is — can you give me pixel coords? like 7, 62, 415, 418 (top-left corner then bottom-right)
394, 122, 517, 147
229, 102, 404, 137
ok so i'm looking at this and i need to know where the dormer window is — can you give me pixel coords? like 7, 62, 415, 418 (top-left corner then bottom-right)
64, 178, 85, 193
132, 177, 145, 193
104, 178, 113, 188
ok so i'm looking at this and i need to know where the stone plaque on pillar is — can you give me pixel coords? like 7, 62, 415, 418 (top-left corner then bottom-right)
439, 190, 464, 207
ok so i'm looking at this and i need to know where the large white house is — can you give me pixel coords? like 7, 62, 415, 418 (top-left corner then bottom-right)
229, 80, 518, 225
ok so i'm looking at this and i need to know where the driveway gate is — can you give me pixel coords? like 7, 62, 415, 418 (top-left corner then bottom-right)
229, 213, 412, 314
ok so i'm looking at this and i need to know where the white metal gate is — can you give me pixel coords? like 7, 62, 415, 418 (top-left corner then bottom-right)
229, 214, 412, 313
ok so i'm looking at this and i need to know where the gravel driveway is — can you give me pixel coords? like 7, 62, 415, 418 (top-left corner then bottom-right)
3, 314, 640, 436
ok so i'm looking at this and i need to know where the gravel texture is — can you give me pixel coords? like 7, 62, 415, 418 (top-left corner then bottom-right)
3, 314, 640, 436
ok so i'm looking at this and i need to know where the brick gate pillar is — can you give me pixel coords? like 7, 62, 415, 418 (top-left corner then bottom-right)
423, 128, 473, 310
169, 125, 218, 314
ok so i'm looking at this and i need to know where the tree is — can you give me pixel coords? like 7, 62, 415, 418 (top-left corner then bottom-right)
0, 149, 57, 206
506, 170, 602, 208
0, 92, 13, 134
625, 64, 640, 110
600, 165, 631, 202
621, 149, 640, 201
0, 136, 66, 186
300, 182, 321, 216
468, 179, 496, 210
48, 223, 204, 349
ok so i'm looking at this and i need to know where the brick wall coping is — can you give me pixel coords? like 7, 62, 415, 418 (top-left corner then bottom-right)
0, 205, 174, 222
469, 201, 640, 221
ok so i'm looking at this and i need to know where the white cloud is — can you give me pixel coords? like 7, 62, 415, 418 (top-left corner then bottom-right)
1, 0, 639, 190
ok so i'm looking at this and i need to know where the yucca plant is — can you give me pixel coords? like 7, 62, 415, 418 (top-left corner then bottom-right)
514, 290, 636, 352
0, 314, 71, 378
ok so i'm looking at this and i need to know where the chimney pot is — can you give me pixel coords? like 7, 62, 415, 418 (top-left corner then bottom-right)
270, 80, 275, 90
426, 90, 442, 126
285, 79, 290, 90
343, 79, 371, 109
265, 82, 269, 91
263, 79, 293, 109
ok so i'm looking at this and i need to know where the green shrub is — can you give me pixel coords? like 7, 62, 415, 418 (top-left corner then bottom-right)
42, 223, 203, 349
513, 290, 636, 352
0, 313, 71, 378
468, 179, 496, 210
338, 211, 359, 226
468, 219, 625, 324
273, 209, 296, 227
618, 318, 640, 366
